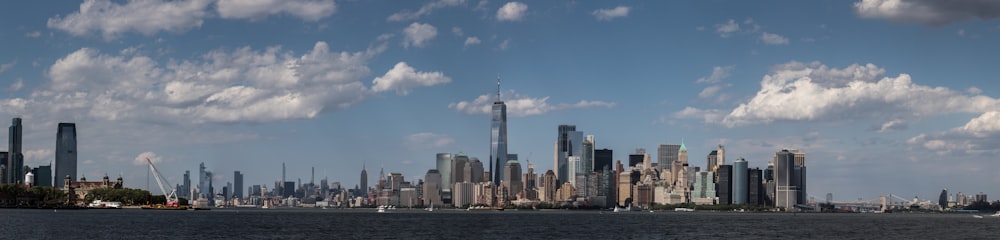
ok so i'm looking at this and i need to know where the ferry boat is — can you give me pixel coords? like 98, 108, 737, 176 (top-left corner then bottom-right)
88, 200, 123, 209
377, 205, 396, 213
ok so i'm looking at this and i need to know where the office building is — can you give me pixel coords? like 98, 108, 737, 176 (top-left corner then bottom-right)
7, 118, 23, 184
465, 158, 484, 183
54, 123, 76, 188
360, 163, 369, 195
774, 150, 798, 210
733, 158, 748, 205
594, 149, 613, 173
541, 170, 557, 203
503, 160, 522, 201
717, 165, 733, 205
555, 125, 583, 184
748, 168, 763, 205
491, 79, 509, 184
198, 162, 211, 199
31, 164, 52, 187
435, 153, 451, 189
657, 144, 680, 176
234, 171, 244, 200
423, 169, 443, 206
582, 135, 595, 175
453, 153, 469, 185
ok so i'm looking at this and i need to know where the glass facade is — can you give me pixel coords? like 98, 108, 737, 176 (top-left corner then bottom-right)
54, 122, 76, 188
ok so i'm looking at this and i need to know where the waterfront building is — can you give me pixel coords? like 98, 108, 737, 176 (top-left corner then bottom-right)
541, 170, 557, 203
6, 118, 23, 184
717, 164, 733, 205
774, 150, 798, 210
63, 175, 123, 205
31, 164, 52, 187
491, 79, 509, 184
692, 171, 717, 205
523, 162, 537, 200
453, 182, 475, 208
733, 158, 748, 205
54, 122, 76, 188
748, 168, 763, 205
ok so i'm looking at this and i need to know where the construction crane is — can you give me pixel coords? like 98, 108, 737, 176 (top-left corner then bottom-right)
146, 158, 179, 207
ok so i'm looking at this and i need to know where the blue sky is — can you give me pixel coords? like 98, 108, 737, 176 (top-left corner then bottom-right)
2, 0, 1000, 202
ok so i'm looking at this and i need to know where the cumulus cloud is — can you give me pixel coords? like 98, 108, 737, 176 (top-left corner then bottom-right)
0, 41, 396, 125
760, 32, 790, 45
715, 19, 740, 37
403, 22, 438, 48
0, 61, 14, 74
853, 0, 1000, 26
907, 111, 1000, 155
464, 37, 482, 47
449, 90, 616, 117
592, 6, 630, 21
134, 151, 163, 165
497, 2, 528, 21
371, 62, 452, 95
48, 0, 336, 39
673, 61, 1000, 128
216, 0, 336, 21
404, 132, 455, 149
47, 0, 212, 40
388, 0, 465, 22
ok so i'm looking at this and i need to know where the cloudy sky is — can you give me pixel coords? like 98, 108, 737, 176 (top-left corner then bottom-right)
2, 0, 999, 201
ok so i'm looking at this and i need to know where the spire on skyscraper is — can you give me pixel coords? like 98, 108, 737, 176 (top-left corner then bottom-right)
496, 75, 501, 102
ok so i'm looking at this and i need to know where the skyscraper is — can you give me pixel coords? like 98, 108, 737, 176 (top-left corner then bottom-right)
54, 123, 76, 188
582, 135, 595, 176
594, 149, 613, 173
656, 144, 680, 176
717, 164, 733, 205
7, 118, 23, 184
774, 150, 798, 210
555, 125, 582, 184
199, 162, 211, 199
436, 153, 452, 189
182, 170, 191, 199
491, 78, 509, 185
503, 160, 522, 201
360, 163, 368, 195
423, 169, 443, 206
733, 158, 748, 205
234, 171, 244, 200
453, 153, 469, 185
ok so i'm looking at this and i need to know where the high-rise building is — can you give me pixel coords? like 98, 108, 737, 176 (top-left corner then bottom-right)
53, 123, 76, 188
7, 118, 23, 184
436, 153, 451, 189
181, 170, 191, 199
555, 125, 583, 184
717, 164, 733, 205
234, 171, 244, 200
594, 149, 613, 173
748, 168, 763, 205
657, 144, 680, 176
707, 150, 718, 173
0, 152, 6, 184
774, 150, 798, 210
31, 164, 52, 187
198, 162, 211, 199
733, 158, 748, 205
491, 79, 509, 185
582, 135, 595, 175
541, 170, 557, 203
423, 169, 443, 206
453, 153, 469, 185
628, 150, 644, 168
503, 160, 522, 201
360, 163, 369, 195
466, 158, 484, 183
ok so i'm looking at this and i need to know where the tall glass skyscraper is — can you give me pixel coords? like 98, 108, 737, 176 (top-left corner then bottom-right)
6, 118, 23, 184
490, 79, 508, 185
54, 122, 76, 188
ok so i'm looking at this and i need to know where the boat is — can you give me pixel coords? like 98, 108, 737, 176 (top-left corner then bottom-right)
88, 200, 123, 209
377, 205, 395, 213
991, 211, 1000, 217
674, 207, 695, 212
425, 203, 434, 212
973, 215, 984, 218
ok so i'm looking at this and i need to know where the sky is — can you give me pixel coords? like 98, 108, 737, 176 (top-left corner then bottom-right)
1, 0, 1000, 202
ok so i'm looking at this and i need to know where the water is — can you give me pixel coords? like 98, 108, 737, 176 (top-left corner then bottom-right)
1, 208, 996, 239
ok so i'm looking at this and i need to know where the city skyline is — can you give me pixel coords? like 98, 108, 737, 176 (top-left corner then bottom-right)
1, 1, 1000, 201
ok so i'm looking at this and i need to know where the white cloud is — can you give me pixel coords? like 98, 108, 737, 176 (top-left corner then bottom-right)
449, 90, 616, 117
8, 78, 24, 92
0, 61, 14, 74
497, 2, 528, 21
3, 41, 390, 125
403, 22, 438, 48
876, 119, 908, 133
24, 31, 41, 38
715, 19, 740, 37
698, 84, 728, 99
452, 27, 463, 36
760, 32, 790, 45
216, 0, 336, 21
592, 6, 630, 21
404, 132, 455, 149
696, 66, 734, 84
464, 37, 482, 47
674, 61, 1000, 128
968, 87, 983, 95
854, 0, 1000, 26
671, 107, 725, 124
499, 39, 512, 50
23, 149, 54, 165
371, 62, 452, 95
388, 0, 465, 22
47, 0, 212, 40
907, 111, 1000, 155
134, 151, 163, 166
